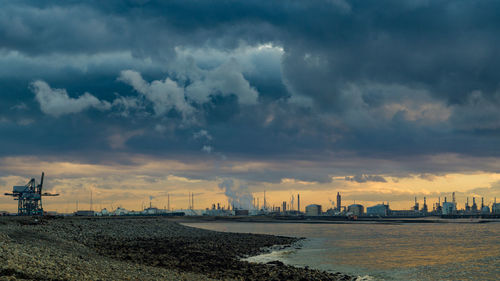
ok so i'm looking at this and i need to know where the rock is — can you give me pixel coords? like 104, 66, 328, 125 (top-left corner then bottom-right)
266, 260, 285, 266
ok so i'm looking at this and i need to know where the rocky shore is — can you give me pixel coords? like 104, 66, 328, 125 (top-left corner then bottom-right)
0, 216, 355, 280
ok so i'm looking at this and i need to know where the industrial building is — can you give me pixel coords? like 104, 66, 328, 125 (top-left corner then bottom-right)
366, 203, 390, 216
74, 210, 95, 216
347, 204, 364, 216
442, 201, 457, 215
305, 204, 322, 216
493, 198, 500, 214
481, 206, 491, 214
234, 209, 249, 216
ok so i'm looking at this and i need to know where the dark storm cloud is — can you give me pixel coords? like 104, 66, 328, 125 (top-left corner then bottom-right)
1, 0, 500, 182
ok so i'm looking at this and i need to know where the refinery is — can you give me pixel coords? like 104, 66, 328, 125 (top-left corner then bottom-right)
2, 172, 500, 219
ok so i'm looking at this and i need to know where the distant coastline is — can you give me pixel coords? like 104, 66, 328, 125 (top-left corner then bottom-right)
169, 215, 500, 225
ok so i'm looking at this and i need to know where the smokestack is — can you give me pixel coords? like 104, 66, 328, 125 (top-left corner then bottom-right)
452, 192, 456, 203
298, 193, 300, 213
264, 190, 266, 210
481, 197, 484, 208
337, 192, 341, 212
168, 193, 170, 211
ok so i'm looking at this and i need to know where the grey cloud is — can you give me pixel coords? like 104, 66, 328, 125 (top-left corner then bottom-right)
118, 70, 193, 119
30, 80, 111, 117
201, 145, 213, 154
450, 90, 500, 130
119, 62, 259, 123
193, 130, 212, 141
345, 174, 387, 183
418, 174, 437, 181
185, 60, 259, 105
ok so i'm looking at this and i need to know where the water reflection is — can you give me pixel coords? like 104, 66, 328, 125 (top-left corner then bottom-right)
183, 222, 500, 280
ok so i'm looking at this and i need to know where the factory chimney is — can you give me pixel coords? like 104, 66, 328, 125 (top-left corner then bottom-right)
413, 197, 419, 211
297, 193, 300, 213
452, 192, 456, 204
481, 197, 484, 209
264, 190, 267, 210
337, 192, 341, 212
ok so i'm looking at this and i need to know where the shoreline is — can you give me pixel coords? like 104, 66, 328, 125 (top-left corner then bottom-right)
163, 215, 500, 225
0, 216, 356, 280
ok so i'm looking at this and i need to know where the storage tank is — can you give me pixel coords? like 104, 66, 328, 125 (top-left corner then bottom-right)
348, 204, 364, 216
305, 204, 322, 216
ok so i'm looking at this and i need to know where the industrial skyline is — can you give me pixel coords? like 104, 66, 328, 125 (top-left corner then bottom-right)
3, 173, 499, 217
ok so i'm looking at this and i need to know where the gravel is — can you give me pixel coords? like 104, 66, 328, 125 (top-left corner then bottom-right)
0, 216, 355, 281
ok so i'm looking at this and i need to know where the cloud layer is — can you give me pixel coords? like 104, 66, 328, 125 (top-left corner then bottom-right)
1, 0, 500, 202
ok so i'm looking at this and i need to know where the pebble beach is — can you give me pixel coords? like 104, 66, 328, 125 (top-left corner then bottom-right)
0, 216, 354, 281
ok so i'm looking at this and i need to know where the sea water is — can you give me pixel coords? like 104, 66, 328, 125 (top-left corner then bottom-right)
182, 221, 500, 281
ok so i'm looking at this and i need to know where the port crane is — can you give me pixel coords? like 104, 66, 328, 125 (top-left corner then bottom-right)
4, 172, 59, 215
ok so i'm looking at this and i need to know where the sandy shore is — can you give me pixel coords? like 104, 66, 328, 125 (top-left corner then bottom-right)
0, 216, 354, 280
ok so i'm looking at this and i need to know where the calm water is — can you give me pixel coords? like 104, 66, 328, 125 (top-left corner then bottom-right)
183, 221, 500, 280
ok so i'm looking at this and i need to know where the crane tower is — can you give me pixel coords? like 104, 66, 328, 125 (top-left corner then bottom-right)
4, 172, 59, 215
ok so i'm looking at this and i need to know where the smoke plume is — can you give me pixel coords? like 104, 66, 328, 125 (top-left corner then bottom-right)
218, 179, 255, 210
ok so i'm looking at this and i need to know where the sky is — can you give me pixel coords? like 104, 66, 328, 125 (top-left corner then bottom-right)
1, 0, 500, 213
